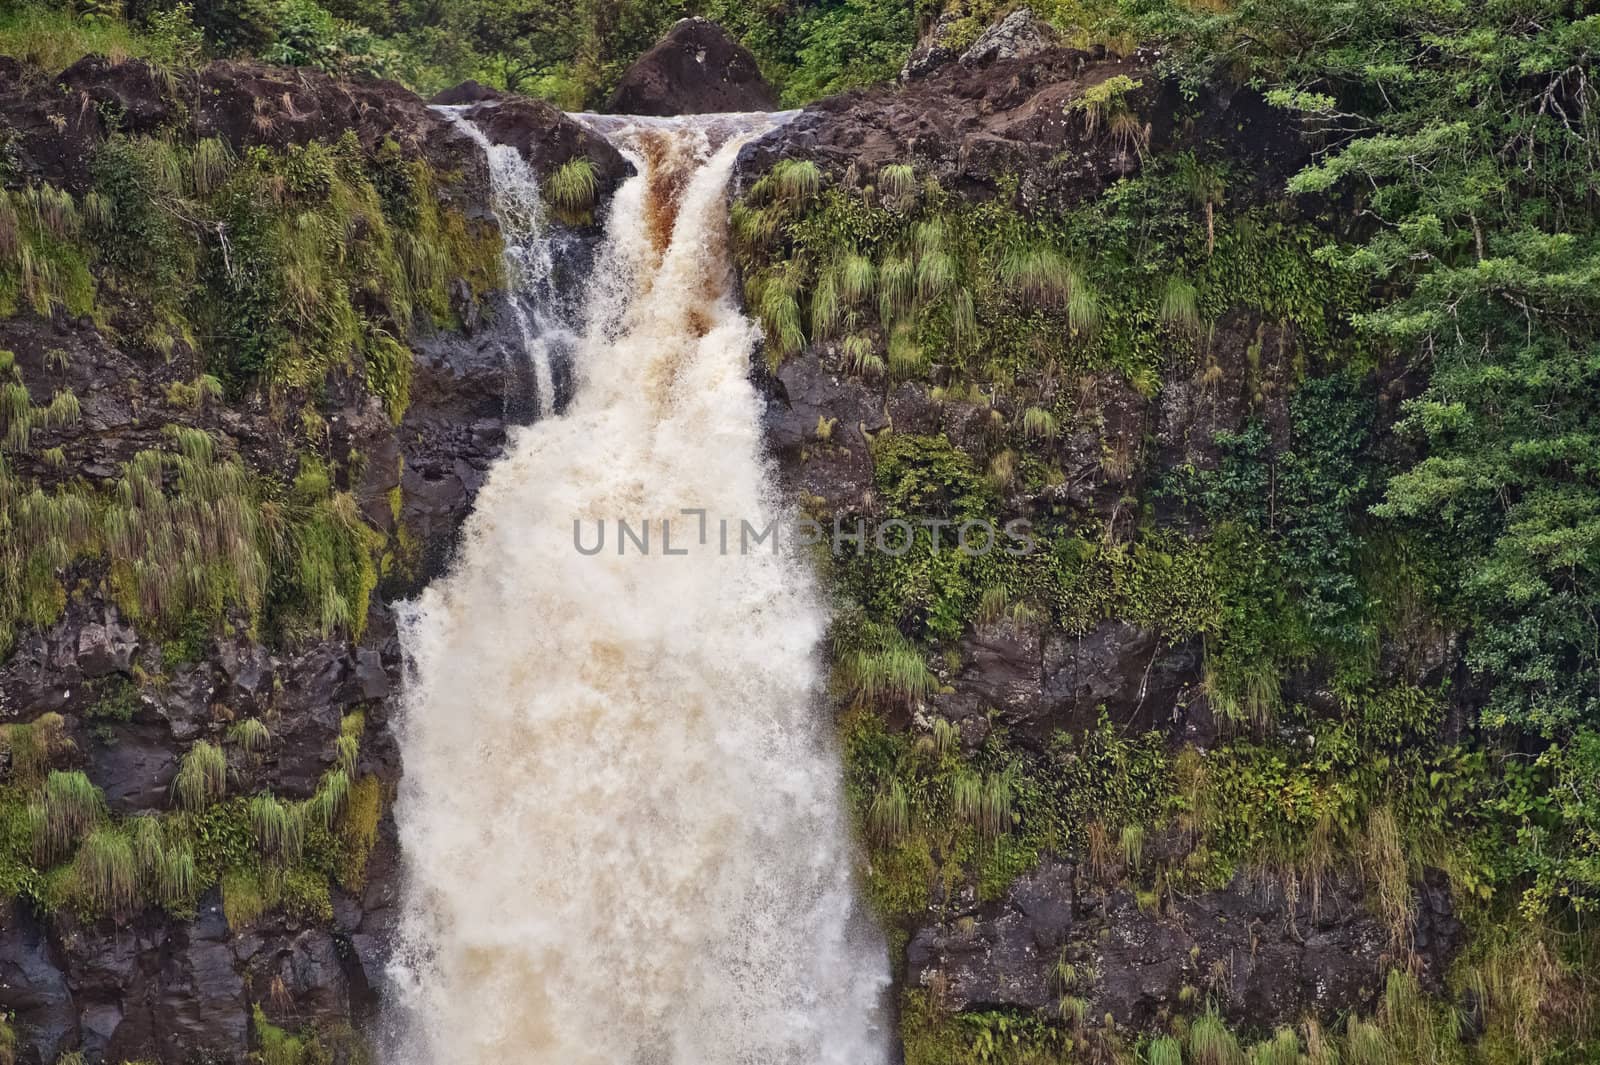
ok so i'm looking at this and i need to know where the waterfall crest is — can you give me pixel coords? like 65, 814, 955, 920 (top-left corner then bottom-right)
389, 111, 890, 1063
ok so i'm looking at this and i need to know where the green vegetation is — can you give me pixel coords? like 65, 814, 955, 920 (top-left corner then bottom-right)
3, 423, 386, 656
1, 0, 1598, 1060
721, 2, 1600, 1056
733, 156, 1355, 396
171, 741, 227, 812
545, 158, 599, 226
0, 706, 383, 926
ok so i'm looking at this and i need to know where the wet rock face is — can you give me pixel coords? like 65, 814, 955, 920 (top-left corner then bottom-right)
910, 867, 1462, 1029
605, 17, 778, 116
922, 618, 1203, 747
460, 96, 632, 195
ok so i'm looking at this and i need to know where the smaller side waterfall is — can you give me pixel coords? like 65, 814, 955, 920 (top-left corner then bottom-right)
436, 107, 571, 417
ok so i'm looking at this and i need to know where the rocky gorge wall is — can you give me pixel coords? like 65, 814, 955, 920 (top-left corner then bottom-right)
0, 13, 1482, 1065
0, 52, 626, 1063
732, 16, 1475, 1061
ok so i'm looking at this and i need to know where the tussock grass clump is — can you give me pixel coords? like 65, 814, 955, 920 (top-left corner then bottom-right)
1147, 1035, 1184, 1065
2, 712, 67, 784
928, 717, 960, 759
0, 457, 98, 654
254, 1004, 316, 1065
155, 843, 198, 906
1360, 806, 1413, 951
74, 827, 138, 912
951, 768, 1013, 839
1161, 276, 1202, 332
976, 585, 1011, 626
731, 202, 779, 250
188, 137, 236, 198
1120, 822, 1146, 873
545, 158, 598, 226
867, 779, 909, 845
949, 289, 977, 349
841, 334, 884, 379
987, 449, 1017, 492
271, 456, 383, 640
105, 429, 265, 631
1190, 1008, 1244, 1065
171, 740, 227, 812
1251, 1027, 1304, 1065
130, 813, 166, 878
1342, 1016, 1393, 1065
1067, 281, 1103, 335
337, 774, 384, 890
768, 159, 821, 207
336, 711, 364, 773
1, 378, 83, 454
839, 252, 875, 305
756, 270, 805, 358
1002, 246, 1079, 304
251, 793, 307, 863
810, 270, 841, 340
222, 868, 267, 929
878, 163, 917, 204
877, 256, 914, 325
40, 769, 102, 858
228, 717, 271, 755
1023, 406, 1059, 441
915, 251, 956, 302
307, 767, 351, 830
887, 323, 923, 379
840, 642, 934, 707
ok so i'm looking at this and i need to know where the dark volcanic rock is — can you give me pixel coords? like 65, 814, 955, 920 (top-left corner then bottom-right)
960, 7, 1062, 67
910, 869, 1461, 1030
0, 902, 78, 1062
605, 18, 778, 116
738, 46, 1308, 212
908, 859, 1077, 1011
765, 352, 887, 511
1039, 622, 1201, 737
924, 618, 1201, 746
431, 79, 503, 105
460, 97, 631, 195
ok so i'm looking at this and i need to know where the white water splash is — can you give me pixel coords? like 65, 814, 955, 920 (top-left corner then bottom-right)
389, 112, 890, 1064
437, 106, 570, 417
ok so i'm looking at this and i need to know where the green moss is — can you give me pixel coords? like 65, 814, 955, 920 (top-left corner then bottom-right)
334, 775, 383, 891
253, 1004, 325, 1065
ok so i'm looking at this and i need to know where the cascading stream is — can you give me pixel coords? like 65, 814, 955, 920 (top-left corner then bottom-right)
437, 107, 570, 418
389, 111, 889, 1063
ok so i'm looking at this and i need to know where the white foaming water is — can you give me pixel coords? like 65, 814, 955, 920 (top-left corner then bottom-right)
438, 107, 569, 417
389, 112, 890, 1063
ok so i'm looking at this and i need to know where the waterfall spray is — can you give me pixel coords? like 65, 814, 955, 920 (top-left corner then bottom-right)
389, 112, 890, 1063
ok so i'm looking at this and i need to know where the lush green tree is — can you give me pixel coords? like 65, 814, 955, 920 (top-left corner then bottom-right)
1131, 0, 1600, 914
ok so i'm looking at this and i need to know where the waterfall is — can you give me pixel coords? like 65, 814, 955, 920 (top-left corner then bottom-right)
437, 107, 571, 417
388, 111, 890, 1064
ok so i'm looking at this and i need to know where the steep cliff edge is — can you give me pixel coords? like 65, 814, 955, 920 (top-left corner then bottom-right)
0, 54, 623, 1063
733, 26, 1475, 1059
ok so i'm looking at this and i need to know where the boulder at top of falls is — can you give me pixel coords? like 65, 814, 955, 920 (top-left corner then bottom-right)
431, 80, 503, 105
459, 96, 631, 193
604, 18, 778, 116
